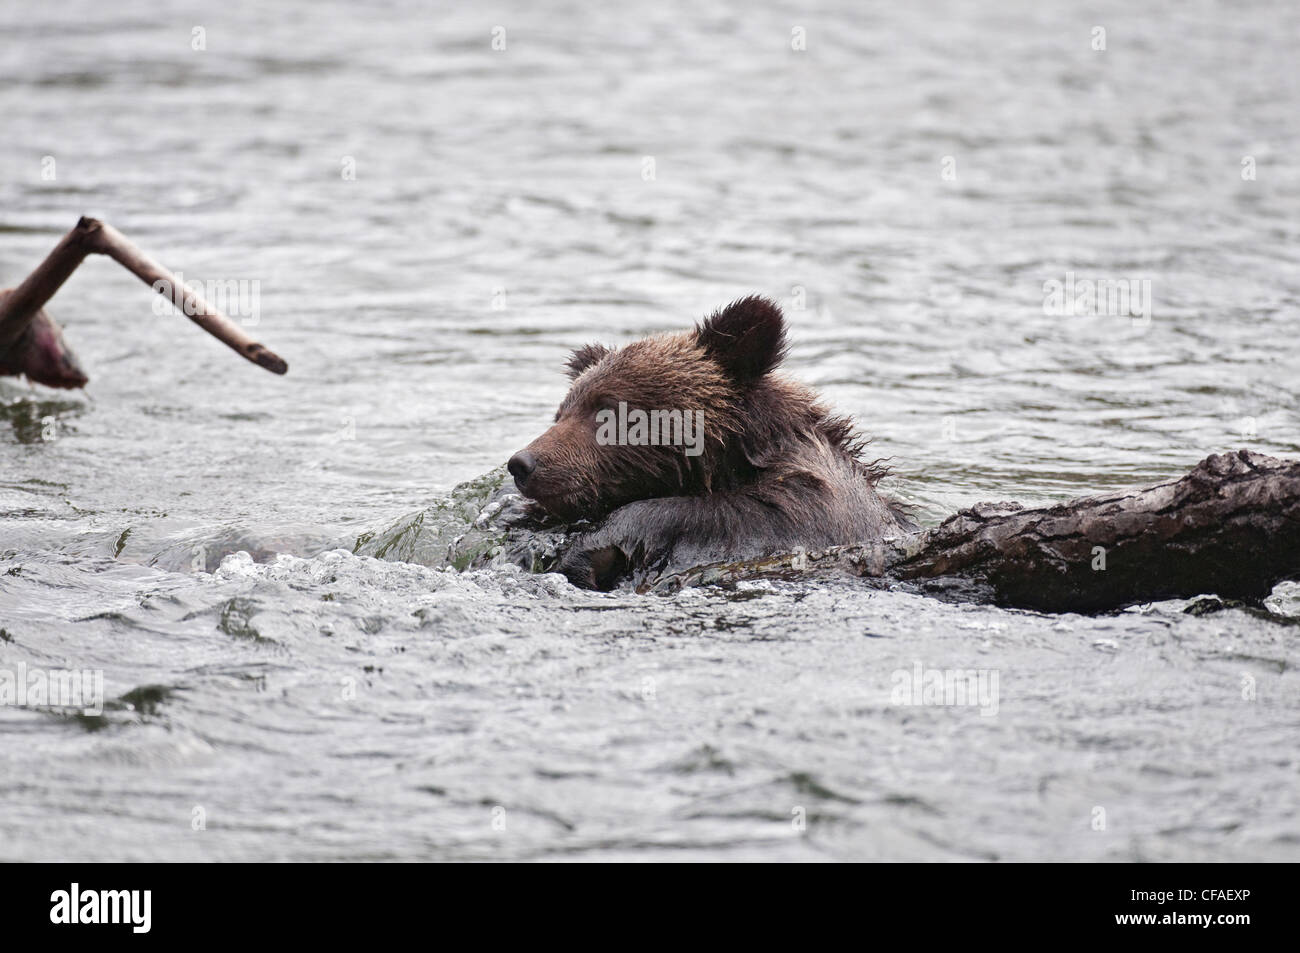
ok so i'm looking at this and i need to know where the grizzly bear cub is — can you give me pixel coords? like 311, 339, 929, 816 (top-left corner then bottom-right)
508, 296, 912, 589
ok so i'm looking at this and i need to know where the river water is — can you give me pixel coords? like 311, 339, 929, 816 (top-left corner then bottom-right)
1, 0, 1297, 861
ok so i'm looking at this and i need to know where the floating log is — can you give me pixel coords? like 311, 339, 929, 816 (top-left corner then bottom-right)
649, 450, 1300, 614
0, 292, 87, 389
0, 216, 288, 387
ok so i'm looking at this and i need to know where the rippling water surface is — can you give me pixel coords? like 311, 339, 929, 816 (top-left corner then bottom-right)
2, 0, 1298, 861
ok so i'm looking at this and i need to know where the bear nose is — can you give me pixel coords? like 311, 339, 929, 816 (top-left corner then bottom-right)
507, 450, 538, 486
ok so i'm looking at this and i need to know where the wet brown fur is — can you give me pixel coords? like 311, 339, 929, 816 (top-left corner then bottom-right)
510, 296, 911, 589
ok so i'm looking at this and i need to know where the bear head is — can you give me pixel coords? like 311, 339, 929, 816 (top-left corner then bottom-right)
507, 296, 789, 522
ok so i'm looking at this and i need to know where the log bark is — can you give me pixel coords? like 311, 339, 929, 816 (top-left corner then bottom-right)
0, 293, 88, 389
85, 219, 287, 375
649, 450, 1300, 614
0, 216, 288, 383
0, 223, 94, 352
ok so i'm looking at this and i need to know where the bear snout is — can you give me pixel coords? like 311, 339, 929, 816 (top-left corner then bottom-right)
507, 449, 539, 490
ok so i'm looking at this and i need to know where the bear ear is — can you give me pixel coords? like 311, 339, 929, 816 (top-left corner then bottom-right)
695, 296, 787, 383
565, 343, 611, 380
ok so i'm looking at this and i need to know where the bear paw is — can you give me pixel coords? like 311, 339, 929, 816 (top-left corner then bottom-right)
557, 544, 628, 591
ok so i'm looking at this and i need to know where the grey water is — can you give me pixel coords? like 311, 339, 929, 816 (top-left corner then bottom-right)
1, 0, 1298, 861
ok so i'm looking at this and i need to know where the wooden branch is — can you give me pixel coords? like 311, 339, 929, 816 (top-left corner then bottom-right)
648, 451, 1300, 614
0, 216, 288, 384
0, 291, 88, 389
0, 222, 94, 352
85, 219, 287, 375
